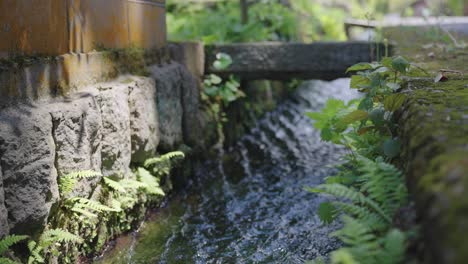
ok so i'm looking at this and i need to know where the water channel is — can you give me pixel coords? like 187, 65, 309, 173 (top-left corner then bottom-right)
97, 78, 358, 264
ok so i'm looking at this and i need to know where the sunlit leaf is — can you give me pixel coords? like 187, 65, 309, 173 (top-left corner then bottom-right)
346, 63, 373, 73
383, 94, 407, 112
350, 75, 370, 89
213, 53, 233, 70
338, 110, 369, 128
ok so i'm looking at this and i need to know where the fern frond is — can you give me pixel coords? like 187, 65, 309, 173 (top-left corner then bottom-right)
119, 179, 148, 190
162, 151, 185, 159
330, 248, 359, 264
38, 229, 83, 248
308, 184, 391, 223
70, 207, 98, 219
332, 202, 387, 232
27, 241, 44, 264
69, 198, 119, 213
103, 177, 126, 193
137, 168, 165, 196
144, 151, 185, 167
62, 170, 102, 179
375, 229, 406, 264
0, 257, 19, 264
59, 170, 101, 196
0, 235, 28, 255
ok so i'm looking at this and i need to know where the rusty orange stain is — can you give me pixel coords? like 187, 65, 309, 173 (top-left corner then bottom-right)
0, 0, 166, 57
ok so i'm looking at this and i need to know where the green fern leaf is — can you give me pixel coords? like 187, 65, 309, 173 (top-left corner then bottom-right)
309, 184, 391, 223
119, 179, 148, 190
38, 229, 83, 249
330, 248, 359, 264
103, 177, 126, 193
0, 235, 28, 255
62, 170, 102, 179
59, 170, 101, 196
137, 168, 165, 196
71, 207, 98, 218
69, 197, 118, 213
0, 257, 19, 264
376, 229, 406, 264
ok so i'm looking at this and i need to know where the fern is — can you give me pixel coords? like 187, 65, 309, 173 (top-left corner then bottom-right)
59, 170, 102, 196
143, 151, 185, 177
137, 168, 165, 196
28, 229, 83, 264
119, 179, 148, 190
0, 235, 28, 255
103, 177, 126, 193
67, 197, 119, 213
375, 229, 406, 264
0, 257, 18, 264
308, 183, 391, 223
143, 151, 185, 167
40, 229, 83, 245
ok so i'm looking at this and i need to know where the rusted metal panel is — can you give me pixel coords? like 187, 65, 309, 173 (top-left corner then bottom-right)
0, 0, 166, 56
68, 0, 130, 53
128, 0, 167, 49
0, 0, 69, 57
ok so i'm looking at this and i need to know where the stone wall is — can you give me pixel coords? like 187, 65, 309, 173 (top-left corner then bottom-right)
0, 43, 213, 238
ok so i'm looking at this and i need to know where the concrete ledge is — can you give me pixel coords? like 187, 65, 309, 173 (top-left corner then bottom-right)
398, 78, 468, 264
205, 42, 390, 80
0, 47, 172, 103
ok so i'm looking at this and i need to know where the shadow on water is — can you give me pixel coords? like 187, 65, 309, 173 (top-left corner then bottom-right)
96, 78, 359, 264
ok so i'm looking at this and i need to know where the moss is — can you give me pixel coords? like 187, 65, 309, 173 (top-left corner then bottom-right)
384, 26, 468, 75
398, 77, 468, 263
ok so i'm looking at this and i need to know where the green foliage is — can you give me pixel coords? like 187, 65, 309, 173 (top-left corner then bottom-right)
4, 150, 186, 263
28, 229, 83, 264
203, 53, 245, 106
59, 170, 102, 196
308, 56, 413, 159
166, 0, 346, 44
143, 151, 185, 178
307, 57, 419, 263
0, 235, 28, 264
137, 168, 165, 196
0, 235, 28, 256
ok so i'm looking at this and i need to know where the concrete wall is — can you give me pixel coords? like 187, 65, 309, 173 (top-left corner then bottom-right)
0, 0, 166, 57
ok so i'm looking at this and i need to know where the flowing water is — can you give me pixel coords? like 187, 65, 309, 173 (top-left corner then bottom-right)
97, 79, 358, 264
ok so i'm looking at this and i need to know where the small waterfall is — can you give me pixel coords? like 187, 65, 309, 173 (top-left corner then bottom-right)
97, 78, 360, 264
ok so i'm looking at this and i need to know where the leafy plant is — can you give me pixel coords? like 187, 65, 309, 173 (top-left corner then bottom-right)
166, 0, 347, 43
0, 235, 28, 264
203, 53, 245, 106
307, 56, 418, 263
59, 170, 102, 197
27, 229, 83, 264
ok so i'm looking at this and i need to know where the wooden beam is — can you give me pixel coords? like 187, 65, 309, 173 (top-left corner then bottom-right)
205, 42, 391, 80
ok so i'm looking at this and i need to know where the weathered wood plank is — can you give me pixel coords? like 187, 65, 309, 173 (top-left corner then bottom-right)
205, 42, 390, 80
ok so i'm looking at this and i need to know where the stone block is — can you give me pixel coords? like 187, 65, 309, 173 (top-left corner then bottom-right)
149, 63, 183, 151
128, 76, 160, 163
95, 82, 132, 178
49, 93, 103, 196
0, 105, 59, 235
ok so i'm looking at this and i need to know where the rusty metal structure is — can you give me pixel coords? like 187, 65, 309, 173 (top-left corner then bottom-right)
0, 0, 166, 57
